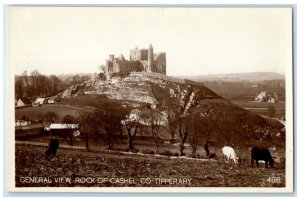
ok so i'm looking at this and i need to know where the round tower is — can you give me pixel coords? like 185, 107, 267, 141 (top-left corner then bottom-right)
147, 44, 153, 72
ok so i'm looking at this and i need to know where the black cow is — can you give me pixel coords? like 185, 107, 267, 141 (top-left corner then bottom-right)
251, 147, 274, 168
46, 138, 59, 156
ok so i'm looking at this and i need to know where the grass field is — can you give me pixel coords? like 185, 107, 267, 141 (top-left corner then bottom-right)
15, 144, 285, 187
231, 100, 285, 119
58, 94, 110, 107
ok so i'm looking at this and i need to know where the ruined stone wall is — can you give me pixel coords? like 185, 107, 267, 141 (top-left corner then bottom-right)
154, 53, 166, 75
118, 60, 143, 73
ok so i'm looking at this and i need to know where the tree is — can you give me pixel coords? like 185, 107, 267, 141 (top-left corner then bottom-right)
43, 112, 59, 123
21, 115, 30, 121
15, 78, 24, 99
76, 110, 96, 151
30, 70, 40, 96
21, 71, 29, 86
178, 115, 189, 156
21, 70, 32, 97
187, 113, 199, 157
62, 115, 75, 123
187, 112, 216, 157
99, 64, 107, 73
98, 73, 106, 81
49, 75, 61, 95
123, 110, 140, 150
185, 110, 219, 158
215, 115, 243, 147
167, 109, 178, 143
95, 103, 127, 150
141, 108, 162, 153
199, 117, 217, 157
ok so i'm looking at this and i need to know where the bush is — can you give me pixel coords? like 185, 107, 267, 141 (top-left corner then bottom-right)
110, 147, 139, 153
62, 115, 75, 123
158, 150, 179, 157
196, 154, 202, 159
111, 147, 129, 152
43, 112, 59, 123
140, 149, 155, 155
98, 73, 106, 80
208, 153, 216, 159
21, 115, 30, 121
129, 148, 139, 153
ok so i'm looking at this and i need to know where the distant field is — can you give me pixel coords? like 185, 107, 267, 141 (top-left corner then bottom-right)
231, 100, 285, 109
231, 100, 285, 119
15, 104, 85, 122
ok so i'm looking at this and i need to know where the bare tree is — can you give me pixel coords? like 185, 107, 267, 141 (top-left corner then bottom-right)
30, 70, 40, 95
21, 70, 30, 88
77, 110, 96, 151
187, 114, 199, 157
200, 117, 217, 157
178, 115, 189, 156
95, 103, 127, 150
167, 109, 178, 143
15, 78, 24, 99
99, 65, 107, 73
123, 115, 140, 151
215, 115, 243, 147
141, 108, 162, 153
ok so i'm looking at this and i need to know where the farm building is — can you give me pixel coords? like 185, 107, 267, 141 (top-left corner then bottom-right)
16, 97, 31, 107
46, 123, 80, 137
255, 91, 279, 103
45, 123, 80, 145
35, 98, 48, 105
48, 99, 55, 104
15, 120, 31, 127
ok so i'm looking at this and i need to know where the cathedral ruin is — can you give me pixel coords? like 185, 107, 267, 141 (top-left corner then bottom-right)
104, 44, 166, 76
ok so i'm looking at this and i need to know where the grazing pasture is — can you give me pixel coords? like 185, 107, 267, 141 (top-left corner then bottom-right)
15, 144, 285, 187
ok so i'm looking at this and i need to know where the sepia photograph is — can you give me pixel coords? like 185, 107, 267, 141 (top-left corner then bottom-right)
6, 5, 294, 193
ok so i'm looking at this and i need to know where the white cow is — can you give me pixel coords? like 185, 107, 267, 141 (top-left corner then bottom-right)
222, 146, 238, 164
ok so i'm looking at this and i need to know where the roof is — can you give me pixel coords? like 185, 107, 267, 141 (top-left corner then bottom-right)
49, 124, 79, 129
36, 98, 46, 102
18, 97, 31, 104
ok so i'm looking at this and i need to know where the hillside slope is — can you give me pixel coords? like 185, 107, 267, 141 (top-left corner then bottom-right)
53, 72, 283, 145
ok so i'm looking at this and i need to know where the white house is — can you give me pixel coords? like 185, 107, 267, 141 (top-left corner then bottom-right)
48, 99, 55, 104
15, 120, 31, 127
35, 98, 48, 105
49, 123, 79, 129
47, 123, 80, 137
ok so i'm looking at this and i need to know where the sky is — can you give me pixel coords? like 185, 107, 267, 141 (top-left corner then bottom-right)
8, 7, 292, 76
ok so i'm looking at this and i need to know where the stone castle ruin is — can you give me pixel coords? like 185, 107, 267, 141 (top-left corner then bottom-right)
104, 44, 166, 78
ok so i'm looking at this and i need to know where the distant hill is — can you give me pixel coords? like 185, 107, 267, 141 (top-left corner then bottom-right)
176, 72, 285, 82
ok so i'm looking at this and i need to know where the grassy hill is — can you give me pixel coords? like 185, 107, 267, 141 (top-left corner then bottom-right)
50, 72, 283, 144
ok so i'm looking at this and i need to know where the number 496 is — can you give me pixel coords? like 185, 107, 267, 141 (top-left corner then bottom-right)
267, 177, 281, 183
